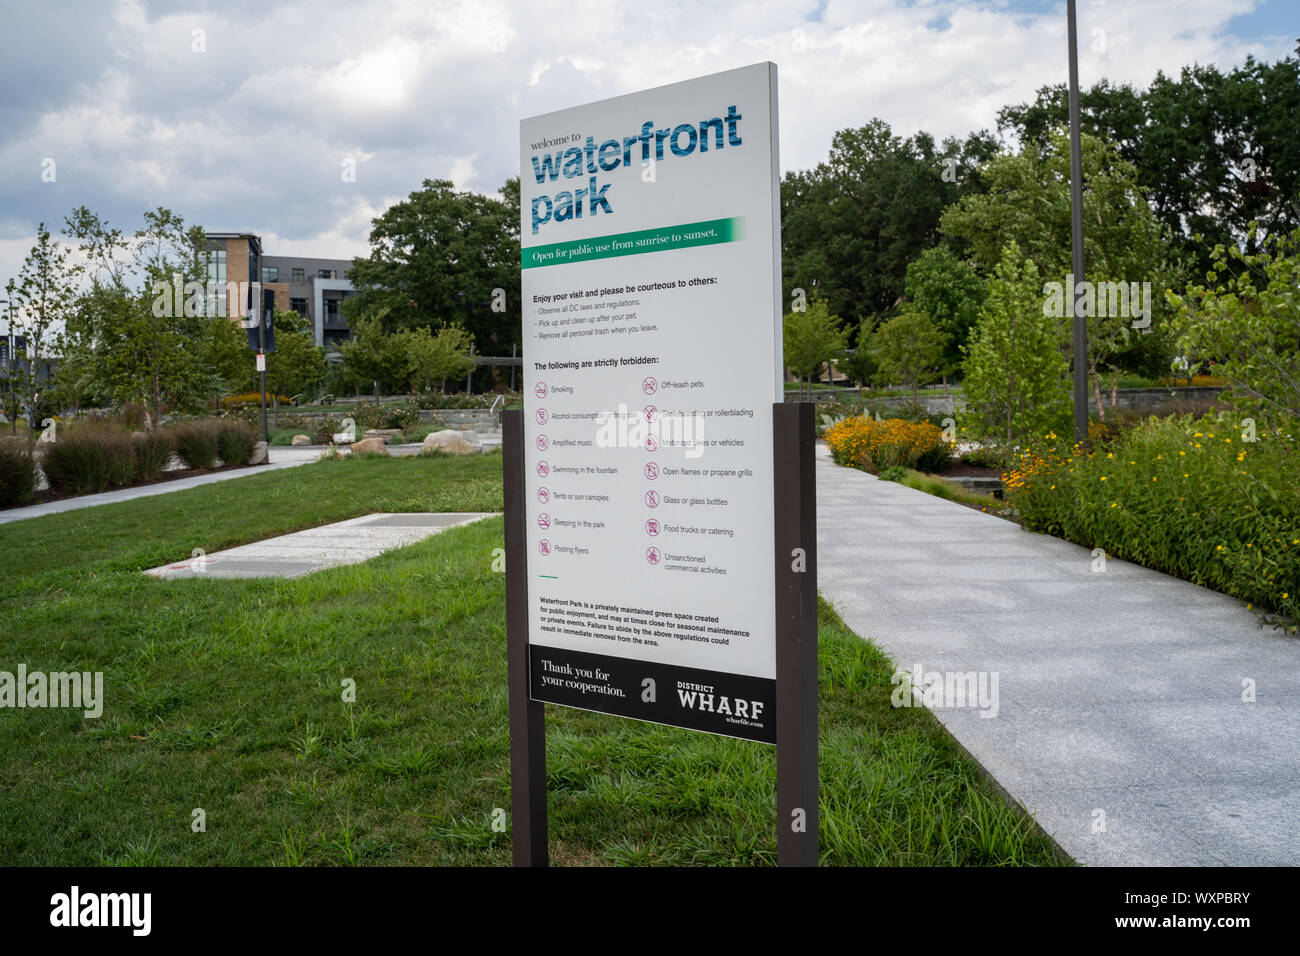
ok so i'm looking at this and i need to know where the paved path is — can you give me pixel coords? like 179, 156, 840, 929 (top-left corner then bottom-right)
0, 436, 501, 526
144, 512, 497, 578
816, 446, 1300, 866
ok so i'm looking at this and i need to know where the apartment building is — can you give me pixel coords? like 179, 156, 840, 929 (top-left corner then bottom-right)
202, 234, 356, 350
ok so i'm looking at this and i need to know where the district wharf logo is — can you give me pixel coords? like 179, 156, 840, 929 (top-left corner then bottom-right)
676, 680, 765, 721
49, 886, 151, 936
0, 666, 103, 718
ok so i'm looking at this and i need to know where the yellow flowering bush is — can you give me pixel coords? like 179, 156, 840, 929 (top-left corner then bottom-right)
824, 417, 952, 474
1004, 413, 1299, 629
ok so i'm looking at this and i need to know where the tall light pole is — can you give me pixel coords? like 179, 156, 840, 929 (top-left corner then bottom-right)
1068, 0, 1089, 444
0, 296, 14, 435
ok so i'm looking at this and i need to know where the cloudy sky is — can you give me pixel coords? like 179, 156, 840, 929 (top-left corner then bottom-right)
0, 0, 1294, 289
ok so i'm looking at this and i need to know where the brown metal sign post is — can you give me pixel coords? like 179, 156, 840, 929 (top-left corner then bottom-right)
503, 403, 818, 866
773, 401, 818, 866
504, 409, 548, 866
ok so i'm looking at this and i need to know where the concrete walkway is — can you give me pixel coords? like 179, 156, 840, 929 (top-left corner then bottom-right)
0, 437, 501, 525
0, 446, 323, 525
816, 446, 1300, 866
144, 512, 496, 578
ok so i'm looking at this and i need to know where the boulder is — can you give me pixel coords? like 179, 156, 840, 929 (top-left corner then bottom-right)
349, 436, 390, 457
362, 428, 405, 444
421, 429, 482, 456
290, 434, 313, 446
248, 441, 269, 465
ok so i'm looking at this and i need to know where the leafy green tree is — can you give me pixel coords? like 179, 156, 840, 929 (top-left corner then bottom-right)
869, 312, 946, 398
61, 206, 209, 429
781, 119, 996, 327
336, 316, 412, 396
345, 179, 520, 366
1169, 226, 1300, 425
941, 130, 1180, 416
837, 318, 877, 389
267, 312, 327, 401
782, 298, 846, 400
401, 324, 474, 393
904, 246, 986, 384
962, 243, 1071, 446
5, 222, 78, 428
998, 54, 1300, 269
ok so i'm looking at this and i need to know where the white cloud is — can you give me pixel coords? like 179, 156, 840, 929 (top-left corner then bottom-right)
0, 0, 1292, 287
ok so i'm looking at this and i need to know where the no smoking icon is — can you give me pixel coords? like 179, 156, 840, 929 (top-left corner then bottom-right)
534, 382, 548, 399
642, 376, 657, 395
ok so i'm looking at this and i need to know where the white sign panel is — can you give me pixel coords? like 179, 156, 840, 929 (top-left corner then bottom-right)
519, 62, 782, 742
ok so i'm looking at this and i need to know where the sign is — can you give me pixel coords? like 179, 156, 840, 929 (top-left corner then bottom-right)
244, 286, 276, 353
519, 63, 782, 743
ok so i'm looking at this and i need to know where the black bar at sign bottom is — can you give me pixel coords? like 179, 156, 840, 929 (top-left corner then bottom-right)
530, 644, 776, 744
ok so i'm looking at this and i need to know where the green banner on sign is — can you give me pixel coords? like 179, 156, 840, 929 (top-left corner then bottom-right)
521, 217, 745, 269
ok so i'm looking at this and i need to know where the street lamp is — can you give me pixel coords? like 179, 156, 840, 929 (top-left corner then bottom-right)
0, 296, 14, 435
1067, 0, 1089, 444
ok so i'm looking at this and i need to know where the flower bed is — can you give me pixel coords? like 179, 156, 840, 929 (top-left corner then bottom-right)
823, 416, 953, 474
1004, 414, 1299, 628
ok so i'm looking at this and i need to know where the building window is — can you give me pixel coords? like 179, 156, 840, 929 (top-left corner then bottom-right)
203, 250, 226, 283
262, 266, 278, 283
290, 298, 308, 317
318, 269, 335, 279
291, 268, 305, 283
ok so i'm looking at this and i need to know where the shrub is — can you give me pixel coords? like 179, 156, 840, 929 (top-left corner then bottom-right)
1004, 413, 1299, 628
823, 417, 954, 475
0, 440, 38, 507
40, 425, 133, 495
169, 421, 220, 469
221, 392, 293, 408
353, 401, 421, 432
216, 421, 257, 465
133, 431, 175, 482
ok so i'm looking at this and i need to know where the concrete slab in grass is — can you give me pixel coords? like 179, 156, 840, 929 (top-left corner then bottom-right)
144, 512, 497, 580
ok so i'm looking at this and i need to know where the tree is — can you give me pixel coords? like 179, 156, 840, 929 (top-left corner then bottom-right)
961, 243, 1071, 446
1169, 226, 1300, 425
5, 222, 78, 428
782, 298, 846, 400
781, 120, 996, 328
402, 324, 474, 393
61, 206, 210, 429
345, 179, 520, 368
336, 316, 412, 396
869, 312, 946, 398
904, 246, 986, 385
267, 311, 327, 400
998, 55, 1300, 271
940, 130, 1180, 416
837, 318, 877, 389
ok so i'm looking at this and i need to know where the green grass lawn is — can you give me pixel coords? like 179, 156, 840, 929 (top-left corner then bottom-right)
0, 455, 1063, 866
